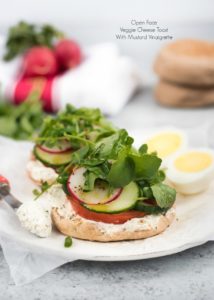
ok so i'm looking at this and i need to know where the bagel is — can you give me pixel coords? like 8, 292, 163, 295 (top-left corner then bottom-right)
155, 80, 214, 108
52, 205, 175, 242
154, 39, 214, 86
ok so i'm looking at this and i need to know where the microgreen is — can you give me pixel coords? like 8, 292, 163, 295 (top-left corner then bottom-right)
0, 92, 46, 140
35, 104, 116, 149
59, 129, 176, 209
33, 181, 55, 200
28, 103, 176, 210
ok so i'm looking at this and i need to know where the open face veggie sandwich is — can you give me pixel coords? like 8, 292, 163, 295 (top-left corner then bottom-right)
23, 106, 176, 242
52, 131, 176, 242
27, 104, 116, 185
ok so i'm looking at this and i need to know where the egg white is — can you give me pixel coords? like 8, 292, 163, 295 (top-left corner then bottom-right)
166, 148, 214, 195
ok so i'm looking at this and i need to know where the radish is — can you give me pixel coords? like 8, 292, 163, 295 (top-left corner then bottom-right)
55, 39, 82, 70
22, 46, 58, 77
67, 167, 122, 205
39, 140, 72, 154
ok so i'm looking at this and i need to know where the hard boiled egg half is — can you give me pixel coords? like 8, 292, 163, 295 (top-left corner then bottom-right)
166, 148, 214, 195
145, 128, 188, 167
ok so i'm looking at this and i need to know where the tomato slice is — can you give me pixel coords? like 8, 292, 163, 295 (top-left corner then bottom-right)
69, 197, 146, 224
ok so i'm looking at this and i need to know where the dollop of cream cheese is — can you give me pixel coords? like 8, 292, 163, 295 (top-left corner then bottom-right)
16, 184, 70, 237
16, 201, 52, 237
27, 160, 58, 184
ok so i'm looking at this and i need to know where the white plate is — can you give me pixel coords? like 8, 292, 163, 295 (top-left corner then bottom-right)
0, 134, 214, 261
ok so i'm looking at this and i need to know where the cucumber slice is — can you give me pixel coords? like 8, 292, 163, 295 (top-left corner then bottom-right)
135, 200, 167, 214
34, 145, 72, 166
85, 181, 139, 213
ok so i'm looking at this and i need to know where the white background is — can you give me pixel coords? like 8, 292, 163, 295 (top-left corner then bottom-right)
0, 0, 213, 83
0, 0, 213, 24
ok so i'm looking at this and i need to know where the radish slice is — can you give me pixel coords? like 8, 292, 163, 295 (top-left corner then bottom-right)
67, 167, 122, 205
39, 140, 72, 154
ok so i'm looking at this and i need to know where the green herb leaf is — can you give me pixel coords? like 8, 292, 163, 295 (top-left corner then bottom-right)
107, 155, 135, 188
0, 95, 45, 140
0, 117, 17, 136
95, 129, 133, 160
151, 183, 176, 208
33, 181, 55, 199
135, 200, 168, 214
142, 186, 153, 198
70, 145, 90, 165
149, 170, 166, 185
130, 154, 162, 180
83, 171, 98, 191
64, 236, 72, 248
139, 144, 148, 154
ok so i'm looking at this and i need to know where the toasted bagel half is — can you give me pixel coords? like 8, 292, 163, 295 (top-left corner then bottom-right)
154, 39, 214, 86
52, 206, 175, 242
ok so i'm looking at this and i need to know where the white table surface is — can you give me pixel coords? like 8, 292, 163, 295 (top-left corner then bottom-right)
111, 88, 214, 130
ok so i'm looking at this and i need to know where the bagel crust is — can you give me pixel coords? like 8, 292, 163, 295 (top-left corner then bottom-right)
52, 206, 175, 242
154, 39, 214, 86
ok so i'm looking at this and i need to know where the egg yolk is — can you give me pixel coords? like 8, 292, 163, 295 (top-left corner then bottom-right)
174, 152, 212, 173
147, 133, 182, 158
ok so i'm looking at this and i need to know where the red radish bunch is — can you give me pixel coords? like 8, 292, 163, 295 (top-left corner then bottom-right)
55, 39, 82, 70
16, 37, 82, 111
22, 39, 82, 78
23, 47, 58, 77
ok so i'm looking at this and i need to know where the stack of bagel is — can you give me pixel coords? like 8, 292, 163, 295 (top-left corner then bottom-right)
154, 39, 214, 107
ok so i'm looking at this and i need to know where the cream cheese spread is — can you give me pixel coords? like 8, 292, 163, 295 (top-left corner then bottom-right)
27, 160, 58, 184
57, 200, 175, 235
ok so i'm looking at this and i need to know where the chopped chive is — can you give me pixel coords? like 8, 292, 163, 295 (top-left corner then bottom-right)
64, 236, 72, 248
32, 189, 40, 196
